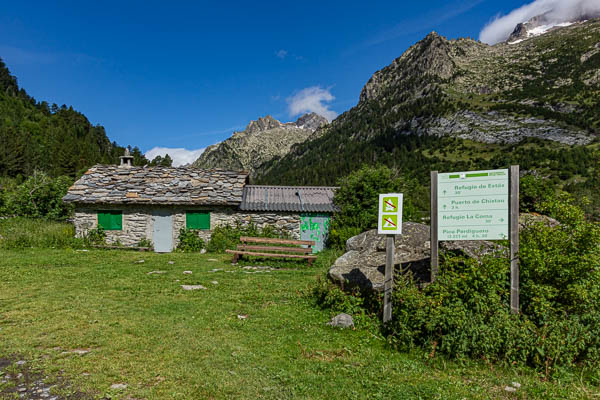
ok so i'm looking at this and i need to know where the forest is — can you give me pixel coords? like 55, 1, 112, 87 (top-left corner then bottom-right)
0, 57, 152, 179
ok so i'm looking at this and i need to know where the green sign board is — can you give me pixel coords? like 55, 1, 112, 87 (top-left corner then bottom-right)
438, 169, 509, 241
378, 193, 403, 235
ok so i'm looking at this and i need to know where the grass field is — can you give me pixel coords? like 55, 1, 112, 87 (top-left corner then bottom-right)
1, 249, 599, 399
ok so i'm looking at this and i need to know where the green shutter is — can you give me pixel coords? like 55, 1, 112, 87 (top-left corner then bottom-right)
186, 211, 210, 230
98, 211, 122, 230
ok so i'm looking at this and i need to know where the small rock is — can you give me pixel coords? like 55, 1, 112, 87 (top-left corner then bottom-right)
61, 349, 90, 355
168, 261, 175, 264
207, 259, 218, 262
17, 373, 23, 378
511, 382, 521, 389
504, 386, 517, 393
200, 249, 207, 254
237, 314, 248, 320
110, 383, 127, 390
327, 313, 354, 329
181, 285, 207, 291
183, 270, 192, 274
147, 270, 166, 275
16, 360, 26, 366
18, 387, 27, 392
211, 281, 218, 285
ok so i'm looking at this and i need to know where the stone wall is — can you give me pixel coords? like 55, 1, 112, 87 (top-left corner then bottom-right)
73, 205, 303, 250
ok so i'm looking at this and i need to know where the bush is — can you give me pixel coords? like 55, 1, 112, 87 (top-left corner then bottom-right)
206, 221, 288, 253
316, 193, 600, 378
137, 238, 154, 249
520, 174, 554, 213
176, 228, 205, 252
328, 165, 422, 249
83, 226, 106, 246
2, 171, 73, 219
384, 194, 600, 377
0, 217, 83, 249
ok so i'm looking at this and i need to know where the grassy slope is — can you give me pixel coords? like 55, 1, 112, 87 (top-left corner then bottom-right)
0, 249, 598, 399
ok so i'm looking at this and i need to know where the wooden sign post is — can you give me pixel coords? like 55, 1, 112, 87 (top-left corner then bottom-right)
383, 235, 394, 323
430, 171, 439, 282
378, 193, 403, 323
509, 165, 520, 314
430, 167, 520, 313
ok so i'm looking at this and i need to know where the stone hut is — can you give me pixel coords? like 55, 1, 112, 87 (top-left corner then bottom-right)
63, 157, 337, 252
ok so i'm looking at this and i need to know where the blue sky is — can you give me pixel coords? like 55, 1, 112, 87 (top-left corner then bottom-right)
1, 0, 532, 165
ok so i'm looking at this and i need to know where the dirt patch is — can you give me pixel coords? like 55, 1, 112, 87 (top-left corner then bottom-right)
0, 356, 91, 399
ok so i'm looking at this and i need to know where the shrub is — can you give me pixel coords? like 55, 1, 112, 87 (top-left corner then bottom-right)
206, 221, 288, 253
328, 165, 422, 249
519, 174, 555, 212
83, 226, 106, 246
136, 238, 154, 249
384, 194, 600, 377
176, 228, 205, 252
2, 171, 73, 219
317, 194, 600, 378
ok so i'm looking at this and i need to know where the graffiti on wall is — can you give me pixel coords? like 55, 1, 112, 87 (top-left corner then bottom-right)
300, 213, 330, 253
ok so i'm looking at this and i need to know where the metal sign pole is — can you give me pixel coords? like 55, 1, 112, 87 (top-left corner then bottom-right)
383, 234, 395, 323
430, 171, 439, 282
509, 165, 520, 314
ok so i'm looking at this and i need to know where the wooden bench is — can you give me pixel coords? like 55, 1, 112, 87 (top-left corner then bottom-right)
226, 236, 317, 265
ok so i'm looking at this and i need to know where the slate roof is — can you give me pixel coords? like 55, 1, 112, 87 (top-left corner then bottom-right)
240, 185, 338, 213
63, 165, 248, 205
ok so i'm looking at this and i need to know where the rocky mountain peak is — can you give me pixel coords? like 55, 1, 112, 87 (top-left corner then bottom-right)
507, 12, 600, 43
191, 113, 327, 177
294, 112, 328, 131
359, 31, 455, 103
244, 115, 283, 134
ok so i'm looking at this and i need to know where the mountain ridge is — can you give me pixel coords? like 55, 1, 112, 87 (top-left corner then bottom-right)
191, 113, 327, 176
255, 19, 599, 218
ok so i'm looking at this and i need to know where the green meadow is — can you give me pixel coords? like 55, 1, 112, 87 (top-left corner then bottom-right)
1, 249, 598, 399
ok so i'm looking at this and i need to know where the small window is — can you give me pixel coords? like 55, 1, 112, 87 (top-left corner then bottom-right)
98, 210, 123, 230
186, 211, 210, 230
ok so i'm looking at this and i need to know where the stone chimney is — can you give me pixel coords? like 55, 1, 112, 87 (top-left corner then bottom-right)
120, 148, 134, 168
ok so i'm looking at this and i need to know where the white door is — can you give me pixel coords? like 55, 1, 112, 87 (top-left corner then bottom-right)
153, 210, 173, 252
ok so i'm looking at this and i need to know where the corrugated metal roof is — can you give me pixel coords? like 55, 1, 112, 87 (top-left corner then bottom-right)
240, 185, 338, 213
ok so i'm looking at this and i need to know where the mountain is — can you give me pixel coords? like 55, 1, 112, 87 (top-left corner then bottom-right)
507, 11, 599, 43
191, 113, 327, 177
256, 19, 600, 216
0, 57, 144, 178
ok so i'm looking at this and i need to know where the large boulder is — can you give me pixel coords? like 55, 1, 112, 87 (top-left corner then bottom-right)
328, 222, 503, 292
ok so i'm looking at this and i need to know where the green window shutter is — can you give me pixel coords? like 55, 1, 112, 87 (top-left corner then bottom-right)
186, 211, 210, 230
98, 211, 123, 230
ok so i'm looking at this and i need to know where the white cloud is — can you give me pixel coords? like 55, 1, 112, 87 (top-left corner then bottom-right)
276, 49, 288, 59
286, 86, 338, 122
480, 0, 600, 44
144, 147, 205, 167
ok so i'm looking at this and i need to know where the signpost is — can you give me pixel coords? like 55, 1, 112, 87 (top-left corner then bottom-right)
430, 167, 520, 313
438, 169, 509, 241
378, 194, 403, 322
